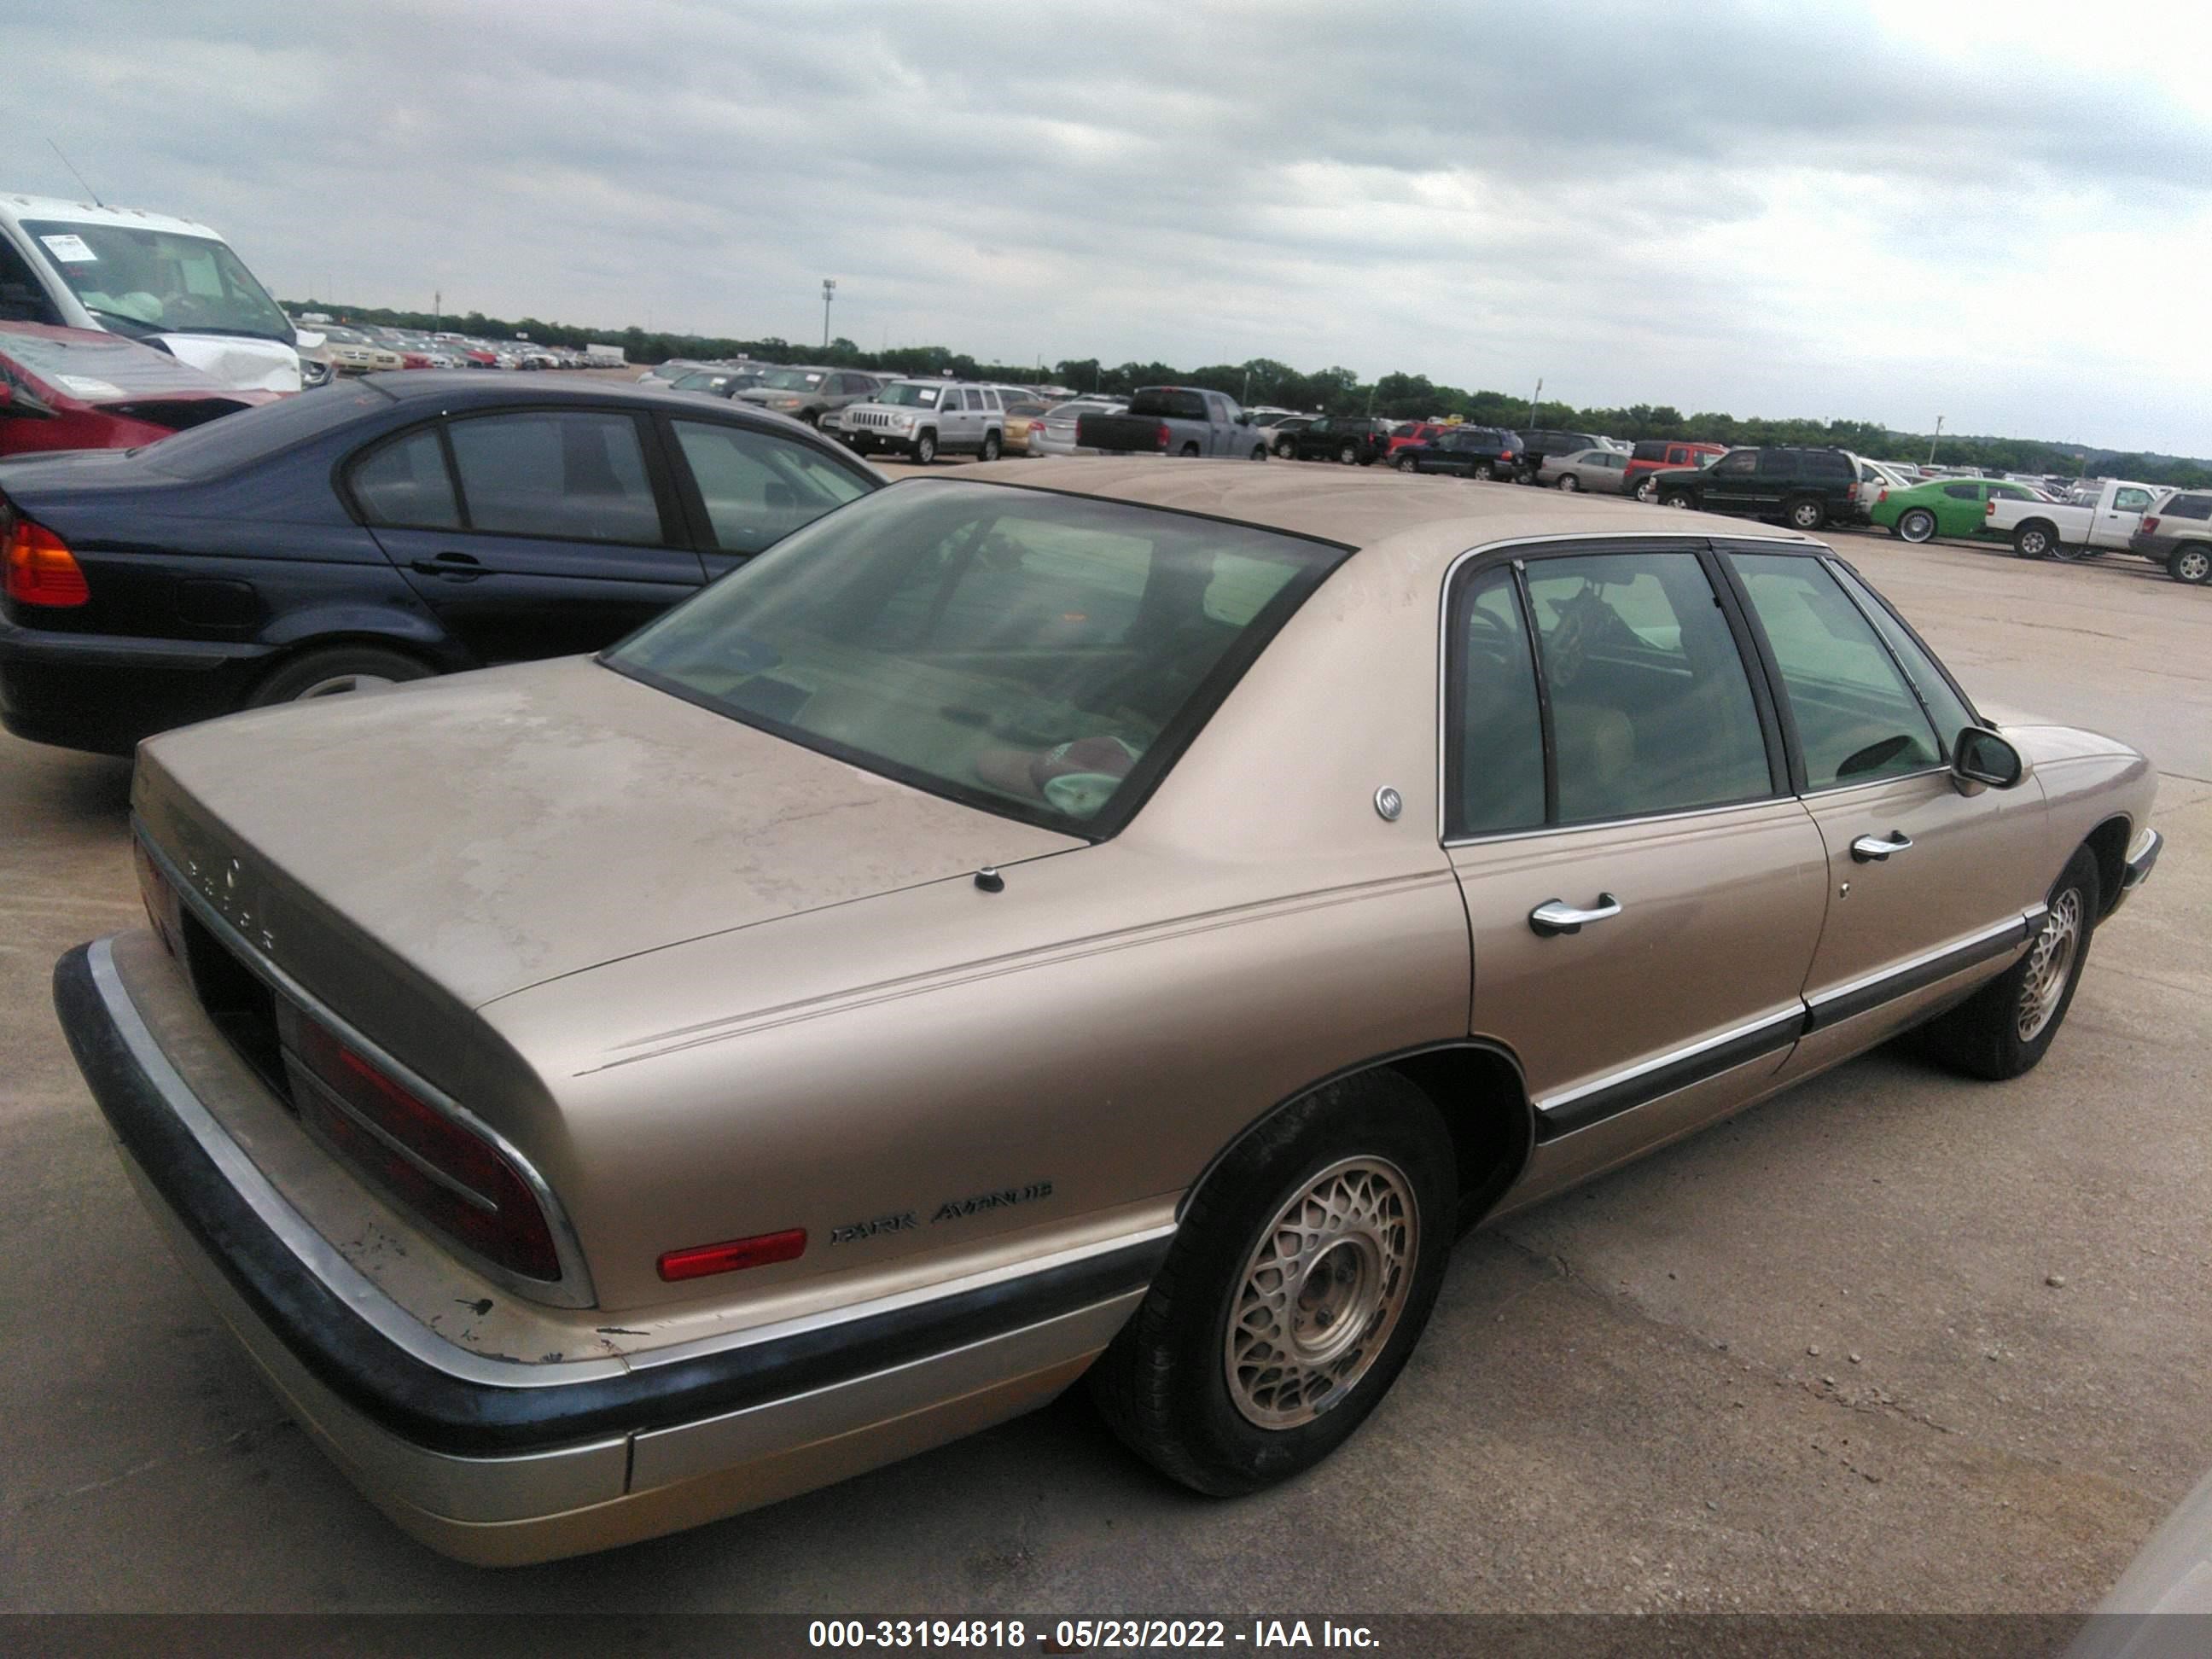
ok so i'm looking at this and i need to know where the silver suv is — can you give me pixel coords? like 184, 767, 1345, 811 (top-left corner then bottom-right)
841, 380, 1008, 464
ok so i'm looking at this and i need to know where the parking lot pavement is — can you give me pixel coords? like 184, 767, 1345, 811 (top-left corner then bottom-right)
3, 515, 2208, 1615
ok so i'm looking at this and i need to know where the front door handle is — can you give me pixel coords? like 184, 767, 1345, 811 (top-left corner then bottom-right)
1528, 893, 1621, 937
410, 551, 486, 579
1849, 830, 1914, 863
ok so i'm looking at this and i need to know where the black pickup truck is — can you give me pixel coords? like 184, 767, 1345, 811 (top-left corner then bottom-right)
1074, 387, 1272, 459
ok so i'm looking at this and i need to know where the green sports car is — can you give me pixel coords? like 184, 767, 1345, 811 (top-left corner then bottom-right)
1871, 476, 2050, 544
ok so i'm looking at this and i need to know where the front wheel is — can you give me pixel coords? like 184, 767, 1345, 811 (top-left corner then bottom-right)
914, 430, 938, 465
980, 431, 1002, 462
1633, 476, 1658, 502
1089, 1072, 1455, 1496
1394, 455, 1417, 472
1556, 473, 1580, 492
1897, 508, 1937, 543
1915, 850, 2098, 1080
1660, 490, 1694, 509
2169, 544, 2212, 585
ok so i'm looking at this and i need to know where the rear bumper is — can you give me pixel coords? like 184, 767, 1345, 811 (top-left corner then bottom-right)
0, 617, 270, 754
53, 936, 1165, 1563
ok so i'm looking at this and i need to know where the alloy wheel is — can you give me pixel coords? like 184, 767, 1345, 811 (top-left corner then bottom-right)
2017, 889, 2081, 1043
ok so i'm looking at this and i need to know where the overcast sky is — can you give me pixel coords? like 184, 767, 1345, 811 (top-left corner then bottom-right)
13, 1, 2211, 453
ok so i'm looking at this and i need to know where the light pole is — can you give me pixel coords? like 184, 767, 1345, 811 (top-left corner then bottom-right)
1528, 377, 1543, 427
821, 278, 836, 351
1927, 416, 1944, 467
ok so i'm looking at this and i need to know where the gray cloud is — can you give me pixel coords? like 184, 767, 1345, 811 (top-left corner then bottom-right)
12, 1, 2209, 451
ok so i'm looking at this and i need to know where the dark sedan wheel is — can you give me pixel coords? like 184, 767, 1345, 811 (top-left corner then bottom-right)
1787, 498, 1827, 531
2013, 522, 2056, 559
1917, 849, 2098, 1080
1336, 443, 1360, 466
1394, 455, 1417, 472
1483, 463, 1507, 482
1089, 1071, 1454, 1496
980, 432, 1002, 463
1276, 441, 1297, 459
1898, 508, 1938, 543
248, 645, 433, 707
2170, 545, 2212, 585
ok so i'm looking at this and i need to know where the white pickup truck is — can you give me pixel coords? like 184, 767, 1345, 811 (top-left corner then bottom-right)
1986, 477, 2163, 560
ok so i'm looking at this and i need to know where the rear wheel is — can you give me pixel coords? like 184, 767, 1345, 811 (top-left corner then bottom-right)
1897, 508, 1937, 543
1786, 497, 1827, 531
1089, 1072, 1455, 1496
2170, 544, 2212, 585
1483, 462, 1508, 482
1179, 442, 1201, 457
2013, 521, 2057, 559
1556, 473, 1580, 492
1337, 443, 1360, 466
1394, 455, 1417, 472
1250, 444, 1271, 462
980, 431, 1002, 462
1916, 850, 2099, 1080
247, 644, 432, 707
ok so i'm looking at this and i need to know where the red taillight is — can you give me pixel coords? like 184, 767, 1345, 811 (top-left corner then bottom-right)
658, 1230, 807, 1283
276, 1000, 561, 1281
1155, 422, 1172, 449
2142, 516, 2161, 534
1847, 481, 1859, 502
1876, 488, 1889, 504
3, 516, 90, 607
1986, 498, 1997, 516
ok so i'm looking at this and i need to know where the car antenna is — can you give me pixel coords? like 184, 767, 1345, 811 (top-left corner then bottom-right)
48, 139, 106, 207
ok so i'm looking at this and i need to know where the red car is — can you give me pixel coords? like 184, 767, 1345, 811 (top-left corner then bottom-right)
1385, 420, 1452, 458
0, 323, 272, 457
1624, 439, 1728, 500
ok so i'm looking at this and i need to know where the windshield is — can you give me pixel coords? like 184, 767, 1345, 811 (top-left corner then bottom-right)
759, 368, 826, 390
607, 480, 1351, 838
878, 382, 946, 407
26, 219, 292, 343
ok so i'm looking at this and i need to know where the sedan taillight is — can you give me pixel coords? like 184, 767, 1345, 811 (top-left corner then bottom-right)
276, 999, 561, 1281
3, 515, 90, 607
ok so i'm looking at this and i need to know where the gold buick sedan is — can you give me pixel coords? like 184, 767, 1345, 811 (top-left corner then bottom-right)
55, 462, 2160, 1563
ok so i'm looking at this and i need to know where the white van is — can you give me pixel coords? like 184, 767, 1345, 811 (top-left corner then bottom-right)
0, 194, 312, 393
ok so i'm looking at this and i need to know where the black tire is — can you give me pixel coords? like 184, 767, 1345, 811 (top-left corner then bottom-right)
1897, 508, 1938, 544
1394, 454, 1417, 472
2169, 544, 2212, 585
1088, 1072, 1455, 1498
1483, 463, 1507, 482
1786, 497, 1827, 532
1179, 442, 1201, 458
2013, 521, 2056, 560
1336, 443, 1359, 466
247, 644, 432, 708
1916, 849, 2099, 1081
1660, 490, 1695, 510
980, 431, 1002, 463
914, 430, 938, 465
1275, 441, 1296, 459
1633, 476, 1658, 502
1250, 444, 1270, 462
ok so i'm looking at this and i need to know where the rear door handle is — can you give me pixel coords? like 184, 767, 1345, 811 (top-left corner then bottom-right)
1850, 830, 1914, 863
1528, 893, 1622, 937
410, 551, 486, 580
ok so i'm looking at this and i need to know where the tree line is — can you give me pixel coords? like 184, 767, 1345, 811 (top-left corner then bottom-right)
292, 300, 2211, 489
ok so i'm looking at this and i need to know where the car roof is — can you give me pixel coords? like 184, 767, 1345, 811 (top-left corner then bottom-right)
0, 193, 224, 239
360, 370, 779, 416
939, 458, 1819, 569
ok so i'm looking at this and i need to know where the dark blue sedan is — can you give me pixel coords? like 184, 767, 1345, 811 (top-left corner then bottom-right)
0, 373, 881, 754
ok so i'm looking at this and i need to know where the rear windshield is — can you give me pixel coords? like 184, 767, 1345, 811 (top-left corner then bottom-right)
1127, 388, 1210, 421
135, 381, 390, 478
606, 480, 1351, 839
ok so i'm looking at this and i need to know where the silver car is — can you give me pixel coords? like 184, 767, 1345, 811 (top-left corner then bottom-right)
1539, 448, 1634, 493
1028, 398, 1129, 457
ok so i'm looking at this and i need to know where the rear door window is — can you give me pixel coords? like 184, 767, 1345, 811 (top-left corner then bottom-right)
2163, 494, 2212, 521
350, 425, 461, 529
445, 410, 665, 544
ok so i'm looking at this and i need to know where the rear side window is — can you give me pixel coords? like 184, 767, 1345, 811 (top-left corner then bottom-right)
1632, 439, 1667, 462
350, 426, 461, 529
2164, 494, 2212, 521
1802, 451, 1853, 480
140, 383, 390, 480
1446, 568, 1545, 837
670, 420, 870, 555
446, 410, 663, 544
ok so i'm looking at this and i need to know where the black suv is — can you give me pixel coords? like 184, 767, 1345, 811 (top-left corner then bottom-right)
1281, 415, 1395, 466
1645, 445, 1862, 531
1514, 428, 1607, 480
1393, 425, 1525, 481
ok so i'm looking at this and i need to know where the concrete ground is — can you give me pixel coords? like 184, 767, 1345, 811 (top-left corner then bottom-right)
3, 504, 2207, 1615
